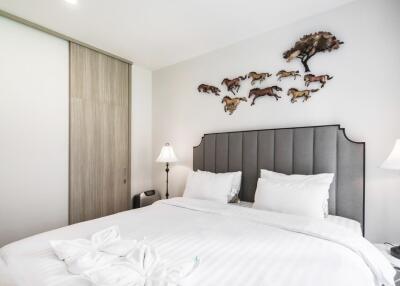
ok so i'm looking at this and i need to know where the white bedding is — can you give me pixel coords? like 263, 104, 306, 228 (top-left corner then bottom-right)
0, 197, 395, 286
233, 201, 363, 235
0, 257, 15, 286
325, 214, 363, 236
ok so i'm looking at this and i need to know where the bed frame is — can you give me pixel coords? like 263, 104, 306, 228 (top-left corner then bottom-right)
193, 125, 365, 234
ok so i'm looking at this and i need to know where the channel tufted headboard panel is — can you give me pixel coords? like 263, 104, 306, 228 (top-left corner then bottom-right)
193, 125, 365, 232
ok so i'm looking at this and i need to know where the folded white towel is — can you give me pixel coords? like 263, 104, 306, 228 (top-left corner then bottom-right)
67, 252, 119, 275
51, 226, 127, 274
50, 226, 137, 274
101, 240, 139, 257
91, 226, 121, 250
144, 257, 200, 286
50, 239, 94, 262
50, 226, 199, 285
126, 243, 160, 276
84, 262, 145, 286
84, 256, 200, 286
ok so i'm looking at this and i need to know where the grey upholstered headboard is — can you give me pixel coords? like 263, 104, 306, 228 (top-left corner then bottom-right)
193, 125, 365, 233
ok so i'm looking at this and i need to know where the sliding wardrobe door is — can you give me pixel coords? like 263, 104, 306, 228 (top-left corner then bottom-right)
69, 43, 130, 224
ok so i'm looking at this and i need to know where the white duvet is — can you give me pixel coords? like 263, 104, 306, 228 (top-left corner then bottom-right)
0, 197, 395, 286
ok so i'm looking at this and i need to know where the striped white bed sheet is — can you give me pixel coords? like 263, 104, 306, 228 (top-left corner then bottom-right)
0, 197, 394, 286
233, 200, 363, 236
326, 214, 363, 236
0, 256, 16, 286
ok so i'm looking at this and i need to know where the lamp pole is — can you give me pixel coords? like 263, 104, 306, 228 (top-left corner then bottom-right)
165, 162, 170, 199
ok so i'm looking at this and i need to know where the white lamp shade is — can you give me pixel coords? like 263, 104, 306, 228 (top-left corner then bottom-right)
156, 143, 178, 163
381, 139, 400, 170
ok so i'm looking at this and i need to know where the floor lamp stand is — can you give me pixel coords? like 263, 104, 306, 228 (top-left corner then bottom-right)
165, 162, 170, 199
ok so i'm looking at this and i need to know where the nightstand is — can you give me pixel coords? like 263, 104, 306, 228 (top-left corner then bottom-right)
375, 243, 400, 285
132, 190, 161, 209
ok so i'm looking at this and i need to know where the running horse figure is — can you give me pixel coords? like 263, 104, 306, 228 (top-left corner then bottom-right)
248, 72, 272, 85
197, 84, 221, 96
276, 70, 301, 81
287, 88, 319, 103
248, 86, 282, 106
221, 75, 247, 95
304, 74, 333, 88
221, 96, 247, 115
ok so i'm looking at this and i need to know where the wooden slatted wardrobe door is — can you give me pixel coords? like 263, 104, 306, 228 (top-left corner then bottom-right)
69, 43, 130, 224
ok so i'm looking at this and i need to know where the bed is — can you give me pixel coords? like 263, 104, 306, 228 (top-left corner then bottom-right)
0, 125, 395, 286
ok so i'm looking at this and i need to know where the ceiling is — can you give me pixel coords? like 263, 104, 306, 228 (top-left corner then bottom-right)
0, 0, 355, 70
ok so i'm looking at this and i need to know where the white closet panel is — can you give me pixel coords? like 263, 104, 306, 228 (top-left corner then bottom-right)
0, 17, 69, 247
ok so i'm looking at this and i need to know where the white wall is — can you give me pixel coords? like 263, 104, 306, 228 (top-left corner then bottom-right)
131, 66, 153, 196
0, 17, 69, 246
152, 0, 400, 242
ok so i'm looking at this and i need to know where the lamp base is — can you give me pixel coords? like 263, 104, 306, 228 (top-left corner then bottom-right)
391, 245, 400, 259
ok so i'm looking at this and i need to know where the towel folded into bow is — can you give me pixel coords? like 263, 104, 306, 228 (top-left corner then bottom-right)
50, 226, 199, 286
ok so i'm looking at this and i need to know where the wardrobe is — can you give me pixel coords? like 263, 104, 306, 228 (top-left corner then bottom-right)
0, 13, 132, 246
69, 43, 131, 224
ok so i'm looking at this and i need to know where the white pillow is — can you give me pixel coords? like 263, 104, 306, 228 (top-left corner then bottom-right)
183, 171, 234, 204
197, 170, 242, 202
253, 178, 327, 219
260, 169, 334, 184
260, 169, 334, 217
254, 171, 334, 219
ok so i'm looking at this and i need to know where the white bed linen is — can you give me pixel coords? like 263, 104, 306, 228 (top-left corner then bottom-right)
0, 257, 15, 286
233, 201, 363, 236
0, 197, 395, 286
326, 214, 363, 236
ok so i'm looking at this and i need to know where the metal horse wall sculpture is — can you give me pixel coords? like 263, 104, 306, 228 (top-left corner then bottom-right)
196, 31, 342, 114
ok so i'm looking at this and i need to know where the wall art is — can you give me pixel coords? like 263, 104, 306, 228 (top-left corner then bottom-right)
248, 86, 282, 106
198, 84, 221, 96
304, 74, 333, 88
196, 31, 342, 114
221, 96, 247, 115
283, 31, 343, 72
287, 88, 319, 103
221, 76, 247, 95
276, 70, 301, 81
247, 72, 272, 85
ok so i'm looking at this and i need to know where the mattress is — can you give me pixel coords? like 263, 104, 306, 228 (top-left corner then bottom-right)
0, 197, 395, 286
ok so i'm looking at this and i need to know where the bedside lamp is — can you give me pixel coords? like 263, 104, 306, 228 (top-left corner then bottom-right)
156, 143, 178, 199
381, 139, 400, 259
382, 139, 400, 170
